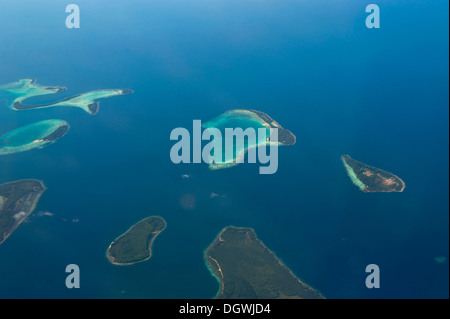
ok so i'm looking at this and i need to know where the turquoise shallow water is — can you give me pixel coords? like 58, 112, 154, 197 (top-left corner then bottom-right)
1, 120, 55, 146
0, 119, 68, 155
0, 0, 448, 298
203, 111, 271, 168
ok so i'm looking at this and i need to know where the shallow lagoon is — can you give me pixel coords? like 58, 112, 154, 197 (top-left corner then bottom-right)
0, 119, 69, 155
203, 109, 295, 170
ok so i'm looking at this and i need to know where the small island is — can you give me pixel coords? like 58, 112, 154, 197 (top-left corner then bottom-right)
202, 109, 296, 170
204, 226, 324, 299
106, 216, 167, 266
341, 155, 405, 192
249, 110, 296, 145
0, 119, 69, 156
0, 78, 133, 115
0, 179, 47, 246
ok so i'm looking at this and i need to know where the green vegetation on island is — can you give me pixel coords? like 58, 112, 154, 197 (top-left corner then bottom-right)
106, 216, 167, 265
341, 155, 405, 192
0, 78, 133, 115
249, 110, 296, 145
202, 109, 296, 170
0, 179, 46, 246
204, 226, 324, 299
0, 119, 69, 156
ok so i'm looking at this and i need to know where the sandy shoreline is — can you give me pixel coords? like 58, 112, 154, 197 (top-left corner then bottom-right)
106, 216, 167, 266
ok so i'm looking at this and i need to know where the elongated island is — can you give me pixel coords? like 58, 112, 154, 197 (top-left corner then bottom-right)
0, 179, 47, 246
106, 216, 166, 265
341, 155, 405, 192
204, 226, 324, 299
0, 78, 133, 115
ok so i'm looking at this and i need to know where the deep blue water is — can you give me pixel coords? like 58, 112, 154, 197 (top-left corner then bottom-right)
0, 0, 448, 298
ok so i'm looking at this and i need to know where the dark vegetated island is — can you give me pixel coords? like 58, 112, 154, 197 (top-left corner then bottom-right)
106, 216, 166, 265
341, 155, 405, 192
204, 226, 324, 299
0, 179, 46, 246
42, 124, 69, 142
249, 110, 296, 145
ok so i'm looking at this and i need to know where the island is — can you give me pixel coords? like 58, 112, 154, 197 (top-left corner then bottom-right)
204, 226, 324, 299
0, 119, 69, 156
202, 109, 296, 170
0, 179, 47, 246
341, 155, 405, 192
106, 216, 167, 265
0, 78, 133, 115
0, 78, 66, 107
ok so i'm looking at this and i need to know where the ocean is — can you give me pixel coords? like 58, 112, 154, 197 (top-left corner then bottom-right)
0, 0, 448, 298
